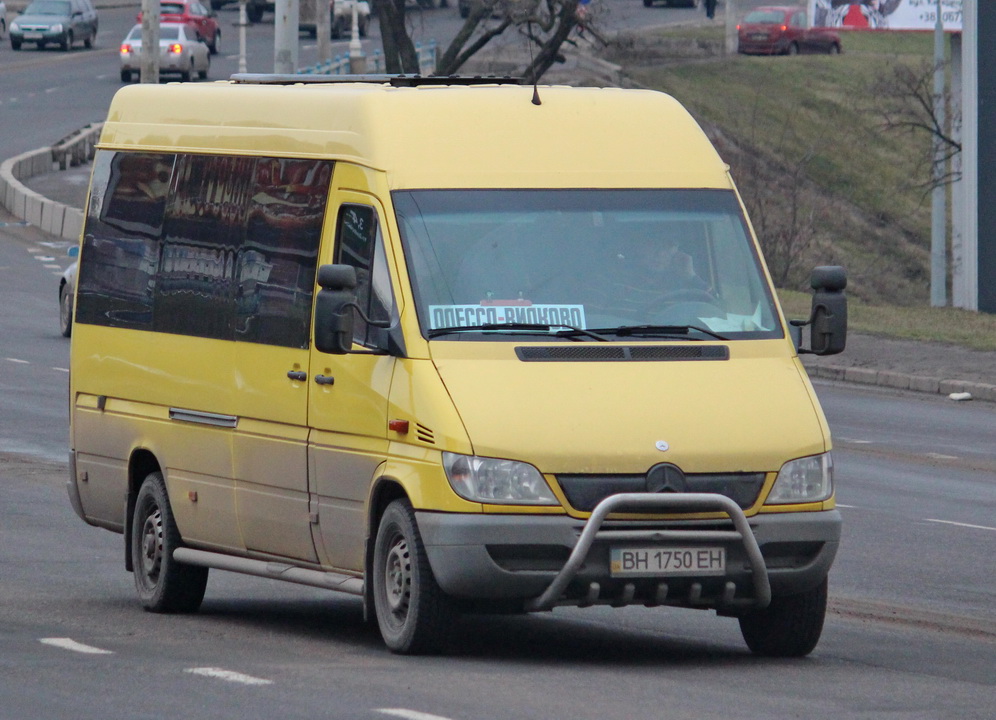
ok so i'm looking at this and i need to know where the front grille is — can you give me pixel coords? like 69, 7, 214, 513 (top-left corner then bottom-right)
556, 473, 766, 512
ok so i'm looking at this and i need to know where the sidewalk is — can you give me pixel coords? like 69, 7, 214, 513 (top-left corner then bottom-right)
6, 137, 996, 405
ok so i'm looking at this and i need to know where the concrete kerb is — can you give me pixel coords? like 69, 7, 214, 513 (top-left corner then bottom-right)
0, 123, 101, 242
805, 363, 996, 404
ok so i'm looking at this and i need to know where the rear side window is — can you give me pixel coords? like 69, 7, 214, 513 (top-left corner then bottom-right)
76, 150, 333, 348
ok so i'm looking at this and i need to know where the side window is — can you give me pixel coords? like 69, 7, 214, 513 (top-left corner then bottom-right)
76, 150, 172, 331
154, 154, 243, 340
238, 158, 332, 348
335, 204, 394, 348
792, 12, 804, 28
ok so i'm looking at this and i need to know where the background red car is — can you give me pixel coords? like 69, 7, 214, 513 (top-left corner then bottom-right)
137, 0, 220, 54
737, 5, 841, 56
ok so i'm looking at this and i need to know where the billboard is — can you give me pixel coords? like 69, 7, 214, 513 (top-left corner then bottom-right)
810, 0, 963, 30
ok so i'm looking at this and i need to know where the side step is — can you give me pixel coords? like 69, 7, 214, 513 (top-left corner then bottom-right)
173, 547, 364, 596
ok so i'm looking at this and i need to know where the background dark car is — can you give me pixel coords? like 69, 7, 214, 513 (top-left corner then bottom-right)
738, 5, 841, 56
10, 0, 98, 51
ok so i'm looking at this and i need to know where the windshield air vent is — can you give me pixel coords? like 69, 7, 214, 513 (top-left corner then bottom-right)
515, 345, 729, 362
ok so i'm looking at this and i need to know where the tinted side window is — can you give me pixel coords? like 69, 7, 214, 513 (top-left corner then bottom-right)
154, 154, 242, 340
76, 151, 172, 330
77, 150, 332, 347
335, 204, 393, 347
238, 158, 332, 348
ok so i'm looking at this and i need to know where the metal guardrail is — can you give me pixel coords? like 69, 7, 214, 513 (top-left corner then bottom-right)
298, 40, 438, 76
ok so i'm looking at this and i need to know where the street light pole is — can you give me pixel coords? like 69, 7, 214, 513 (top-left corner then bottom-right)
238, 0, 248, 73
348, 1, 365, 73
931, 0, 947, 306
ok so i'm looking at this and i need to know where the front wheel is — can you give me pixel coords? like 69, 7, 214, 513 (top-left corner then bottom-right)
739, 577, 827, 657
59, 284, 73, 337
373, 499, 457, 654
131, 471, 208, 613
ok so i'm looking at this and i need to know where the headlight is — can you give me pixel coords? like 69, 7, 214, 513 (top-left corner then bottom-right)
11, 21, 20, 32
443, 452, 557, 505
51, 23, 63, 33
768, 453, 833, 504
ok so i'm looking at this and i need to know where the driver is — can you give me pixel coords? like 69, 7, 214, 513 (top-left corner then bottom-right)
595, 237, 709, 319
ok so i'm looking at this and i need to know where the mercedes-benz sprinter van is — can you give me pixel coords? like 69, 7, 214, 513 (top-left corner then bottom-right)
68, 75, 847, 656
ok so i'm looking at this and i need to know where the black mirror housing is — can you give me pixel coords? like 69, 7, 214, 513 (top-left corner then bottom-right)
808, 265, 847, 356
314, 264, 357, 354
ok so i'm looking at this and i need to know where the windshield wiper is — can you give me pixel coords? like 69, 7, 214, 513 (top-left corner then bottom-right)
428, 323, 608, 341
588, 324, 729, 341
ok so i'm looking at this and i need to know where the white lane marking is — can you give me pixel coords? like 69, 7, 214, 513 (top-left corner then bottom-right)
838, 437, 872, 444
6, 358, 30, 364
27, 248, 41, 253
53, 367, 70, 373
836, 504, 855, 508
40, 638, 114, 655
926, 519, 996, 532
36, 256, 56, 262
926, 453, 959, 460
377, 711, 456, 720
184, 667, 273, 686
44, 264, 62, 269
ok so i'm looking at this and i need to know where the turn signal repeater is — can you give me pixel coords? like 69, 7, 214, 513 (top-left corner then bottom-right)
168, 43, 183, 54
388, 419, 410, 434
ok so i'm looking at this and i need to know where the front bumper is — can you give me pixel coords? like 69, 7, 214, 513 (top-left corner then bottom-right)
418, 493, 840, 612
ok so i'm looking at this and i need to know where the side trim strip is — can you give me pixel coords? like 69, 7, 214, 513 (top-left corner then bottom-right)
168, 408, 238, 428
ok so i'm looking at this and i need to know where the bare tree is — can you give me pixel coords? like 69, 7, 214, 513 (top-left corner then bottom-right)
372, 0, 604, 81
873, 59, 961, 190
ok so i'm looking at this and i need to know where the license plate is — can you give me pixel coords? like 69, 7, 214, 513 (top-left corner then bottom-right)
24, 32, 44, 39
610, 546, 726, 577
750, 33, 767, 40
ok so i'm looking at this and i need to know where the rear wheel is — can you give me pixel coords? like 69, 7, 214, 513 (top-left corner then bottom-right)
373, 499, 457, 654
120, 69, 132, 82
828, 42, 841, 55
208, 29, 220, 54
180, 59, 193, 82
786, 41, 799, 56
131, 471, 208, 613
739, 577, 828, 657
198, 56, 210, 80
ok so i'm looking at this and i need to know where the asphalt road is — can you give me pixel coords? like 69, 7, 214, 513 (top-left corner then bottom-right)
2, 4, 995, 717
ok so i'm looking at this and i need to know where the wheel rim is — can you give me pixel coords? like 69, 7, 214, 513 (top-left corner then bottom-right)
139, 504, 164, 586
60, 290, 71, 329
383, 532, 412, 622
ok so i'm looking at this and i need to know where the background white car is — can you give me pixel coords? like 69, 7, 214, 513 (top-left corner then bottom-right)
59, 258, 76, 338
119, 21, 210, 82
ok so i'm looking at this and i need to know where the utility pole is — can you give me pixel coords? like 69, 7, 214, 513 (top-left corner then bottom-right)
317, 0, 331, 67
930, 0, 947, 306
141, 0, 160, 83
724, 0, 738, 55
238, 0, 248, 73
274, 0, 300, 74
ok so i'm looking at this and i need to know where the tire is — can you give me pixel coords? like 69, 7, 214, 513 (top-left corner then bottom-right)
61, 30, 72, 51
828, 43, 841, 55
246, 4, 263, 22
739, 577, 828, 658
208, 29, 220, 55
120, 68, 132, 82
180, 60, 193, 82
59, 284, 73, 337
198, 56, 210, 79
786, 42, 799, 56
131, 471, 208, 613
372, 499, 457, 654
643, 0, 653, 7
84, 30, 94, 49
12, 38, 22, 50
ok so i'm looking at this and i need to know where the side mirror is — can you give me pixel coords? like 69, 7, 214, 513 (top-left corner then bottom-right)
791, 265, 847, 356
314, 264, 357, 354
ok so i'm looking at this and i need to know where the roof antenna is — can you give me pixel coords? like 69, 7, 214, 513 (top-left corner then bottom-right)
527, 21, 541, 105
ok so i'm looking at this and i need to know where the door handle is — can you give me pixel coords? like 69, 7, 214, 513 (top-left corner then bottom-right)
287, 370, 307, 382
315, 374, 335, 386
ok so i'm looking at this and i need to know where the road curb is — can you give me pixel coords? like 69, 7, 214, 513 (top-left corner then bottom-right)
0, 124, 101, 242
805, 362, 996, 403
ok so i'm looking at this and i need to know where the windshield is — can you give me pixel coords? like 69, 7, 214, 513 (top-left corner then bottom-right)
395, 189, 782, 341
25, 0, 71, 14
744, 10, 785, 23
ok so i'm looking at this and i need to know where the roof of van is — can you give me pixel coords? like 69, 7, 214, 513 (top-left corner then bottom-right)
98, 80, 731, 190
